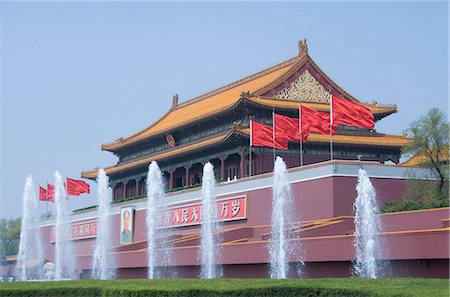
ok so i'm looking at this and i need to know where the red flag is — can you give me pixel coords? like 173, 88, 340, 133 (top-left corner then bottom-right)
47, 184, 55, 202
66, 178, 90, 196
250, 120, 288, 150
332, 95, 374, 130
274, 113, 311, 143
301, 105, 332, 136
274, 113, 299, 142
39, 187, 48, 201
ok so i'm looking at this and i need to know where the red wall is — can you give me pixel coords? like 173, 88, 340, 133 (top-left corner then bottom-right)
36, 173, 449, 279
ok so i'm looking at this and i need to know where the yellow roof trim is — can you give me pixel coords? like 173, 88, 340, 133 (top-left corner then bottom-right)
83, 130, 235, 179
84, 128, 410, 179
238, 128, 410, 147
247, 96, 397, 116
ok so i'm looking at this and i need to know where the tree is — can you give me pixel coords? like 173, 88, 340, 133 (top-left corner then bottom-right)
0, 218, 21, 257
402, 108, 449, 201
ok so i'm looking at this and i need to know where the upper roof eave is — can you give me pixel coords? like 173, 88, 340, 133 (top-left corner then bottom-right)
101, 49, 398, 153
101, 57, 298, 152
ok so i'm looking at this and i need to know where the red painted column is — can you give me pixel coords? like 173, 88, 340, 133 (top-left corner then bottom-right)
185, 165, 191, 187
240, 152, 247, 178
220, 156, 226, 180
135, 179, 140, 196
168, 171, 174, 190
259, 153, 264, 174
123, 182, 127, 199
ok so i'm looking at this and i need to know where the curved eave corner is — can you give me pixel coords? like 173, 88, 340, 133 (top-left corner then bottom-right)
81, 169, 98, 180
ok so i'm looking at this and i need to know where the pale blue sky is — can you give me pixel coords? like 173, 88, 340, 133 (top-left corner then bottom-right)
0, 1, 448, 219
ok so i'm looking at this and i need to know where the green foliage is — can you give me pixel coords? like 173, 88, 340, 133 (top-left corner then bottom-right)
0, 218, 21, 257
73, 205, 98, 213
402, 108, 449, 193
111, 195, 145, 205
381, 199, 423, 213
0, 278, 448, 297
392, 108, 450, 213
383, 177, 449, 213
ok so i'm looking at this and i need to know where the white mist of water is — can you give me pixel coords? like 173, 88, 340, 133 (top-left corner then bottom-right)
92, 169, 115, 279
146, 162, 159, 279
54, 171, 76, 280
146, 161, 174, 279
269, 156, 296, 279
353, 168, 382, 279
17, 176, 44, 281
200, 162, 221, 279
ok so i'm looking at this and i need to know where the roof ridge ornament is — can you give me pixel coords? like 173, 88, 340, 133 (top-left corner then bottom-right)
231, 121, 243, 130
172, 94, 179, 109
298, 38, 308, 57
240, 91, 251, 100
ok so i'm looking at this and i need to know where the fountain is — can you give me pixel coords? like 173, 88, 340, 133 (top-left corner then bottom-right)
146, 161, 174, 279
353, 168, 382, 279
54, 171, 76, 280
146, 162, 158, 279
269, 156, 297, 279
92, 169, 115, 279
16, 176, 44, 281
199, 162, 221, 279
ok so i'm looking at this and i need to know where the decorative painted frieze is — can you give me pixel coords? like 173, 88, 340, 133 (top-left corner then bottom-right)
274, 70, 329, 103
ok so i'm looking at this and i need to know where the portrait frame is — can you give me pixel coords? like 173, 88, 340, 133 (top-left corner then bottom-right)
120, 206, 135, 245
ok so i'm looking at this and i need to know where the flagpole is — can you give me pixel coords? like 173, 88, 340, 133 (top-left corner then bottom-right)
329, 92, 334, 161
65, 176, 70, 199
45, 184, 49, 215
45, 182, 49, 215
249, 116, 252, 177
46, 183, 49, 216
272, 108, 276, 164
299, 103, 303, 166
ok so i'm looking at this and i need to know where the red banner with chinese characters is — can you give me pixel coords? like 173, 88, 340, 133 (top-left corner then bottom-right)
50, 221, 97, 242
49, 196, 247, 242
163, 195, 247, 228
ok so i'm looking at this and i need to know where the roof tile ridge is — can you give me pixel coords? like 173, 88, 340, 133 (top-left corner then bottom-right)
102, 58, 298, 150
174, 56, 299, 109
359, 101, 397, 109
255, 96, 398, 110
251, 54, 309, 97
250, 95, 294, 102
378, 132, 411, 139
101, 108, 175, 150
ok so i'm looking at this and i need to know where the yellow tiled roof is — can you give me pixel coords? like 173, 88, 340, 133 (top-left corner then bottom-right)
84, 128, 410, 179
102, 60, 296, 151
101, 51, 398, 152
400, 146, 449, 166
